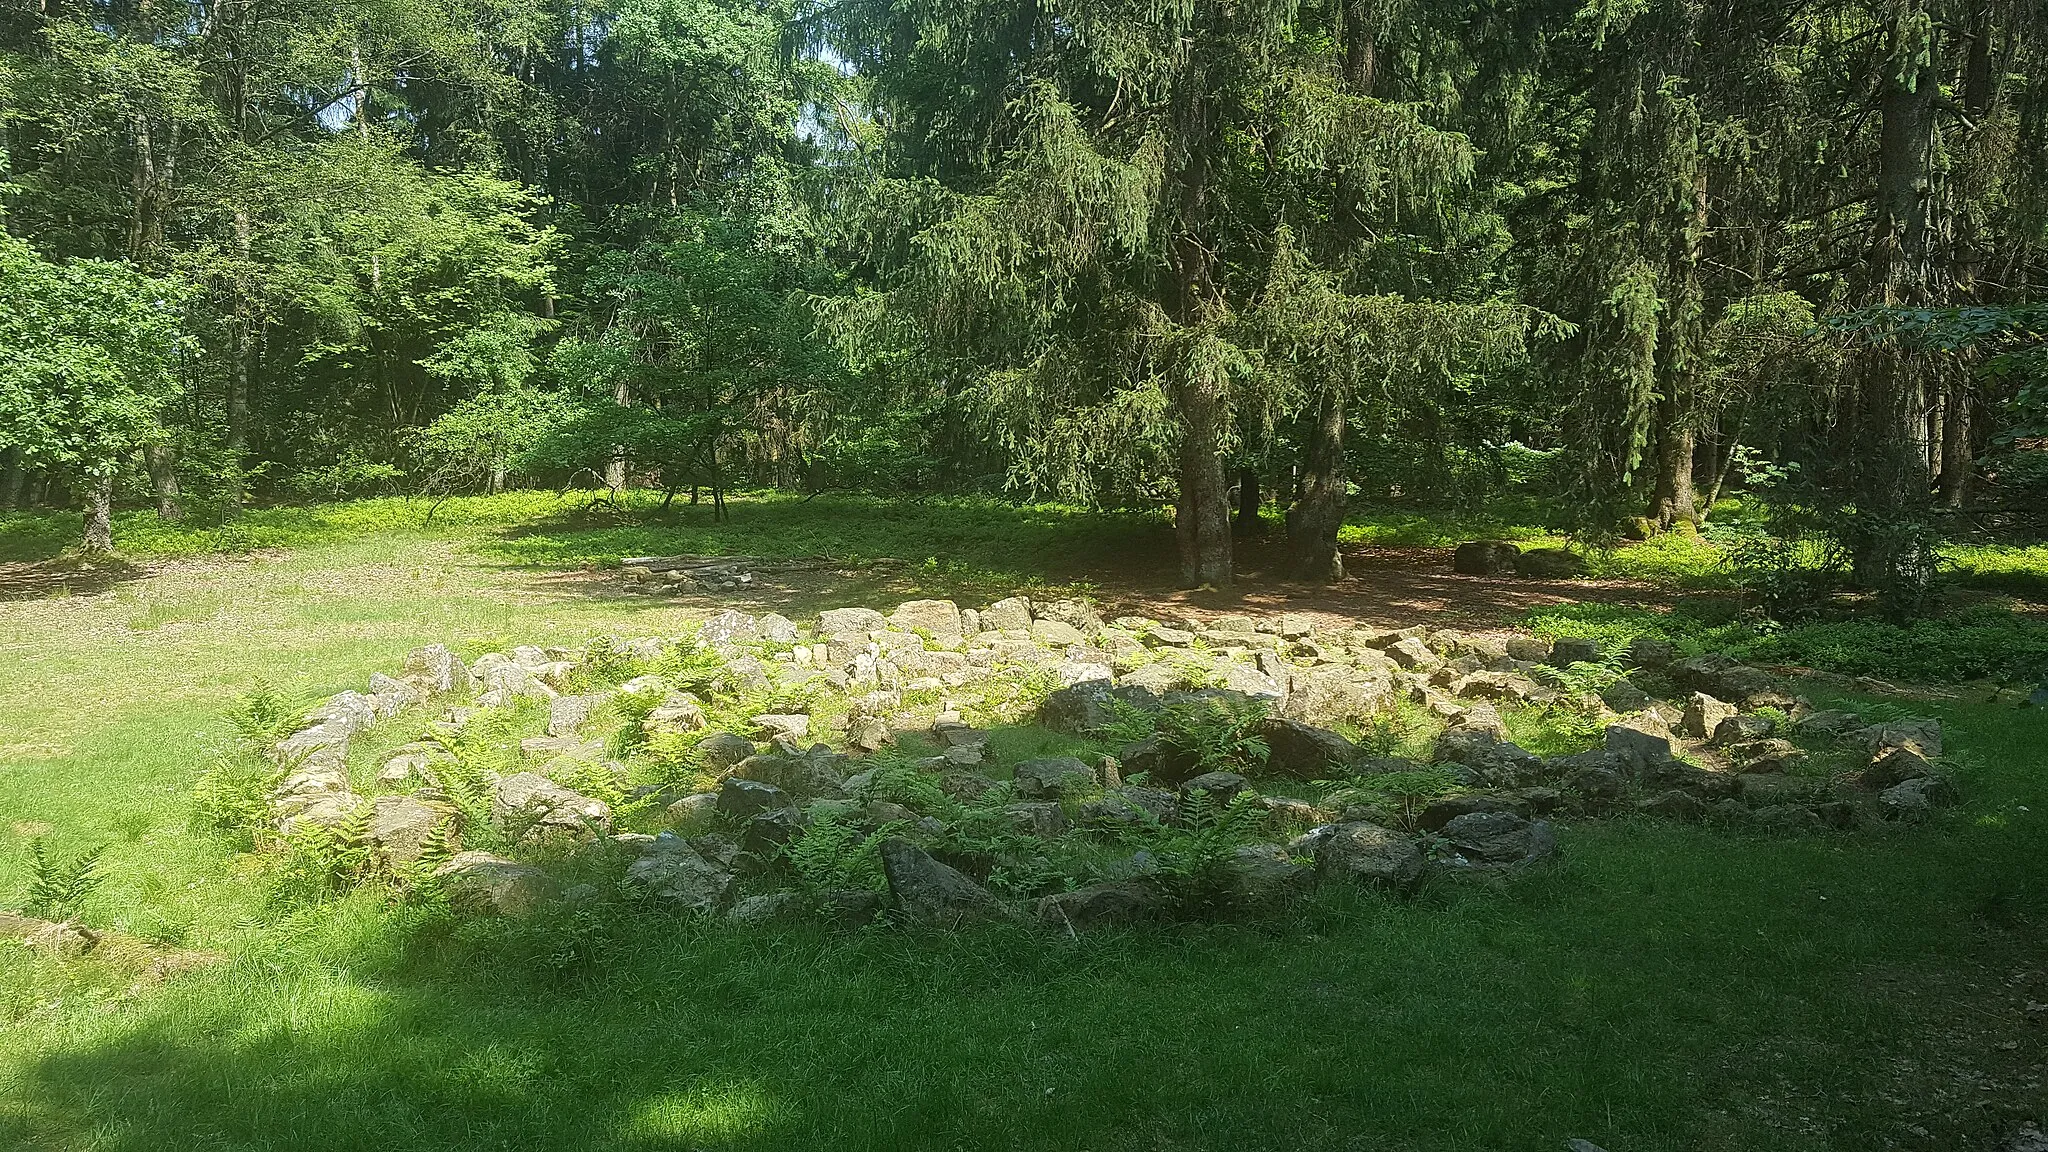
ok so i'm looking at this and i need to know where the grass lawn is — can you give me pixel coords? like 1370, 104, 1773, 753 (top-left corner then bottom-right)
2, 493, 2047, 1150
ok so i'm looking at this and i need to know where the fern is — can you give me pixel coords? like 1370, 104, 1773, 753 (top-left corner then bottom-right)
228, 679, 302, 745
22, 838, 106, 920
784, 811, 897, 894
193, 751, 285, 838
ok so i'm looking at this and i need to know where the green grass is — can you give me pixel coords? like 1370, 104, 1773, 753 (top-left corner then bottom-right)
4, 494, 2048, 1150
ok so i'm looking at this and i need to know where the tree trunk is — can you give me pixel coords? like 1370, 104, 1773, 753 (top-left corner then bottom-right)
1849, 4, 1941, 603
82, 474, 114, 554
1648, 405, 1697, 530
1, 448, 22, 509
607, 375, 631, 492
143, 444, 183, 520
226, 205, 254, 505
1165, 30, 1231, 588
1176, 407, 1233, 587
1234, 465, 1263, 537
1287, 391, 1348, 580
1939, 375, 1972, 508
1650, 162, 1707, 531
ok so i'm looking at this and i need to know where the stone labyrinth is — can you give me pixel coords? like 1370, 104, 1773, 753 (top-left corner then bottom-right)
266, 596, 1960, 930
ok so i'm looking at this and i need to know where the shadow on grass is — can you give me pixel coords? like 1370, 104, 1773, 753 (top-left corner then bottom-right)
0, 556, 151, 602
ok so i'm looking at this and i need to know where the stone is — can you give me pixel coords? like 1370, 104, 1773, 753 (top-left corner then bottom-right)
1567, 764, 1627, 805
716, 778, 790, 819
1504, 635, 1552, 662
1681, 693, 1737, 739
938, 771, 998, 801
1443, 810, 1557, 865
1724, 738, 1804, 774
1316, 822, 1426, 891
1858, 745, 1937, 791
1854, 717, 1943, 757
889, 599, 964, 639
1150, 626, 1196, 647
1030, 619, 1087, 646
1516, 548, 1587, 578
1604, 719, 1676, 770
492, 772, 611, 839
1669, 653, 1778, 707
643, 693, 706, 737
367, 795, 450, 866
743, 807, 806, 852
981, 596, 1034, 631
1879, 775, 1957, 821
434, 852, 558, 917
1709, 713, 1773, 745
1795, 709, 1862, 737
1418, 793, 1523, 832
1081, 787, 1179, 828
547, 694, 604, 738
752, 714, 810, 741
1637, 789, 1706, 821
846, 715, 891, 752
1263, 717, 1358, 779
728, 891, 805, 925
698, 732, 759, 771
1386, 636, 1441, 670
1179, 770, 1249, 804
1548, 637, 1602, 666
1626, 638, 1674, 669
1281, 665, 1393, 726
1038, 681, 1160, 734
1736, 773, 1817, 806
1259, 796, 1329, 826
1597, 679, 1653, 713
1117, 736, 1201, 785
1035, 598, 1102, 633
727, 753, 847, 800
624, 845, 735, 913
1012, 756, 1098, 799
818, 607, 886, 635
1003, 801, 1068, 837
666, 792, 720, 826
1222, 843, 1313, 904
880, 839, 1011, 926
1037, 881, 1169, 931
757, 613, 800, 644
1453, 540, 1521, 575
401, 643, 476, 696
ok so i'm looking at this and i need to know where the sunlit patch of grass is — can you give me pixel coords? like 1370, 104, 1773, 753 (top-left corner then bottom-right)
618, 1081, 781, 1144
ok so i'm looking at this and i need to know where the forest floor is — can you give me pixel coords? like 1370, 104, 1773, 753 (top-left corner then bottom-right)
3, 491, 2047, 1151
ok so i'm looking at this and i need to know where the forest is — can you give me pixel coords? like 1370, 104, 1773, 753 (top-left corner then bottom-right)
2, 0, 2043, 611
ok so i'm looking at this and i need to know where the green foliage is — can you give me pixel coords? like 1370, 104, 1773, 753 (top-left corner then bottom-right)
1323, 768, 1466, 827
782, 811, 897, 895
191, 754, 283, 841
1528, 600, 2048, 685
0, 232, 189, 545
226, 680, 303, 746
20, 838, 106, 920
